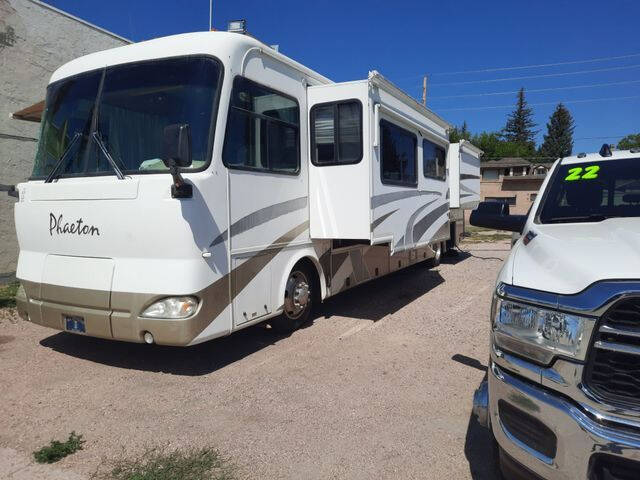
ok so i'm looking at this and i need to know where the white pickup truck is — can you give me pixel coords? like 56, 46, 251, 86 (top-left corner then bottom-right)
470, 145, 640, 480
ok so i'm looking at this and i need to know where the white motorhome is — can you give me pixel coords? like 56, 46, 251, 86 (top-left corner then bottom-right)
11, 30, 481, 346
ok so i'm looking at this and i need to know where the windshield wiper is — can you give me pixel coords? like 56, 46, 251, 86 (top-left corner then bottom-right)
92, 132, 125, 180
545, 214, 610, 224
44, 132, 82, 183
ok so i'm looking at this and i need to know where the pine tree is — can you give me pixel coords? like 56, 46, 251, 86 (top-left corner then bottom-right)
449, 121, 471, 143
540, 103, 575, 158
503, 88, 537, 152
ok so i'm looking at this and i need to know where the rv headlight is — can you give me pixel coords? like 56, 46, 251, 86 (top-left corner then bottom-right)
492, 296, 595, 365
141, 297, 198, 319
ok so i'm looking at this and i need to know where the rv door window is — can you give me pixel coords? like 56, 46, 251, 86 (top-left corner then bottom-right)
380, 119, 417, 187
423, 139, 446, 180
310, 100, 362, 165
223, 77, 300, 174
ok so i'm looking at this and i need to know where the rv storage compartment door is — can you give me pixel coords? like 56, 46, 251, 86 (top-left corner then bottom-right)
308, 82, 370, 240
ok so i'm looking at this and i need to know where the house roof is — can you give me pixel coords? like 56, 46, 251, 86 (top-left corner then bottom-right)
481, 158, 555, 169
28, 0, 132, 44
12, 101, 45, 123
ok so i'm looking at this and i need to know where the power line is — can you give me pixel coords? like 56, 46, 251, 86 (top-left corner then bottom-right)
429, 79, 640, 100
438, 95, 640, 112
574, 135, 629, 140
432, 53, 640, 76
430, 64, 640, 87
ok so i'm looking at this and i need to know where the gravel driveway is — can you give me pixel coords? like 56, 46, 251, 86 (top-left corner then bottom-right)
0, 242, 509, 480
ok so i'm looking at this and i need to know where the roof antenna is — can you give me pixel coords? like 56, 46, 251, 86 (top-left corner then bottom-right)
599, 143, 613, 157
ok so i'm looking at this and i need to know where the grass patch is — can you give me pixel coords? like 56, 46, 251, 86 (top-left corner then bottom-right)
33, 431, 85, 464
106, 447, 237, 480
0, 281, 19, 309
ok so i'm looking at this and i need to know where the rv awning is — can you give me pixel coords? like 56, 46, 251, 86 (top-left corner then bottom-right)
12, 101, 45, 123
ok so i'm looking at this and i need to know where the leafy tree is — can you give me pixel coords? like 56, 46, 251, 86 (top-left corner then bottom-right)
540, 103, 575, 159
617, 133, 640, 150
503, 88, 537, 154
471, 131, 537, 161
449, 121, 471, 143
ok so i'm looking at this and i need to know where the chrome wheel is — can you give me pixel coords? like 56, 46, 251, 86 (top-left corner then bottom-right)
284, 270, 310, 320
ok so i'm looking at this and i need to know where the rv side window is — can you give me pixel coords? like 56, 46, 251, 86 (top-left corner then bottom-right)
423, 139, 446, 180
380, 119, 417, 187
310, 100, 362, 165
223, 77, 300, 174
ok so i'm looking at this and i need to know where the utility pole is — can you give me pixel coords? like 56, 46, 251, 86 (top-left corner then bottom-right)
422, 75, 428, 107
209, 0, 213, 31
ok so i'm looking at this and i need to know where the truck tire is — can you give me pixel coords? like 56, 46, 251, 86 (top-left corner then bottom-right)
270, 264, 314, 333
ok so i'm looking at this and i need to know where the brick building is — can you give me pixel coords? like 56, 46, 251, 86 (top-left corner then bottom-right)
477, 158, 554, 215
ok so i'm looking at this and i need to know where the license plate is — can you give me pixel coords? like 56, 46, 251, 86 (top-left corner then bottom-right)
64, 315, 86, 333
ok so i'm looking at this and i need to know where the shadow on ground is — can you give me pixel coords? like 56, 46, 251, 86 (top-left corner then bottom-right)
39, 262, 450, 375
40, 322, 283, 377
455, 353, 498, 479
319, 263, 445, 322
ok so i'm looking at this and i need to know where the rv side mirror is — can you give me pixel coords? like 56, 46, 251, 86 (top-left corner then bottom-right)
469, 201, 527, 233
162, 124, 193, 198
163, 124, 192, 169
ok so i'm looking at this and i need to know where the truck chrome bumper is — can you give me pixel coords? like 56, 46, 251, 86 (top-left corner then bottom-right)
488, 362, 640, 480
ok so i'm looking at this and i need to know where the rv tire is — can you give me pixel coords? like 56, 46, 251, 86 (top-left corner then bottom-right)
270, 263, 315, 333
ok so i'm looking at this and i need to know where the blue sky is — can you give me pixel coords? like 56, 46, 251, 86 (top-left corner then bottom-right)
45, 0, 639, 153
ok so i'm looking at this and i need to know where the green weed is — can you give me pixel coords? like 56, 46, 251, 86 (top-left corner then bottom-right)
33, 431, 85, 464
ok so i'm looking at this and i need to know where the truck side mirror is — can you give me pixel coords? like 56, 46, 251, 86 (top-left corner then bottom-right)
469, 201, 527, 233
162, 124, 192, 198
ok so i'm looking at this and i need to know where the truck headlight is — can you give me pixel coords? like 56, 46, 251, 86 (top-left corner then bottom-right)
141, 297, 198, 319
492, 296, 595, 365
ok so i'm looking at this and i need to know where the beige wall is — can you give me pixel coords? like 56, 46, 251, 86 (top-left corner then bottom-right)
0, 0, 128, 279
481, 177, 544, 215
464, 175, 545, 225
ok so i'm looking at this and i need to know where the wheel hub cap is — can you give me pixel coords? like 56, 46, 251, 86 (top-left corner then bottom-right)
285, 272, 310, 319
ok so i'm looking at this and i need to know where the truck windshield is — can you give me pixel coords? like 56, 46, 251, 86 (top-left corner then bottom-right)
538, 158, 640, 223
32, 56, 222, 178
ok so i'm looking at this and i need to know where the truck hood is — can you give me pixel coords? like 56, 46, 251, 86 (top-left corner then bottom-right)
511, 217, 640, 294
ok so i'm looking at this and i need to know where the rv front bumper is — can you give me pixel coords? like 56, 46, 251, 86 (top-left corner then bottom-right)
17, 279, 229, 346
486, 362, 640, 480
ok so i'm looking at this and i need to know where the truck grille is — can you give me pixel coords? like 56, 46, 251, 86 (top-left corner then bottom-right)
585, 297, 640, 408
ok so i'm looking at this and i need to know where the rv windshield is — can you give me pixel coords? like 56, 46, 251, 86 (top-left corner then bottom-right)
32, 56, 222, 178
537, 158, 640, 223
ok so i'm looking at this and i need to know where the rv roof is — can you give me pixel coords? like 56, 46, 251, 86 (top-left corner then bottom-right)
50, 31, 333, 85
48, 31, 452, 133
368, 71, 451, 131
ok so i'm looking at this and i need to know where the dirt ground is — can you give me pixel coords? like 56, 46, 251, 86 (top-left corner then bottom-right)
0, 242, 510, 480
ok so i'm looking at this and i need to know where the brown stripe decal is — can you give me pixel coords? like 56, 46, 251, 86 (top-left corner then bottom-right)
371, 209, 398, 231
371, 190, 440, 209
210, 196, 308, 248
197, 220, 310, 339
412, 203, 450, 244
405, 199, 438, 245
231, 221, 309, 298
